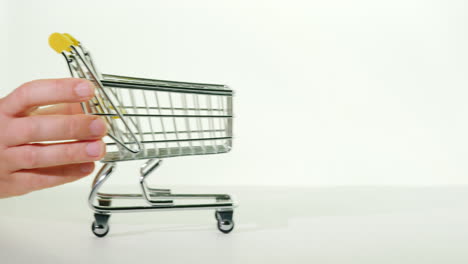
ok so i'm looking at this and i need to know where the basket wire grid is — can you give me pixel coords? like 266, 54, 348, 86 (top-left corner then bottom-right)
99, 74, 234, 162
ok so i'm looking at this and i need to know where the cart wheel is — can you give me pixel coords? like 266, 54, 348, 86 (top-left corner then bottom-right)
92, 213, 111, 237
215, 210, 235, 234
217, 219, 235, 234
91, 221, 109, 237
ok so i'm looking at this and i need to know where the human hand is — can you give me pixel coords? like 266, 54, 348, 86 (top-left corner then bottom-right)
0, 78, 107, 198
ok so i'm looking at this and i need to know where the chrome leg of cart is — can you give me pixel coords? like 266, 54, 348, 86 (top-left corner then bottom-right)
88, 160, 236, 237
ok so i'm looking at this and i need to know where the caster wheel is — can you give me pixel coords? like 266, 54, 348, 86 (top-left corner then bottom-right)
215, 210, 235, 234
92, 214, 111, 237
217, 219, 235, 234
91, 221, 109, 237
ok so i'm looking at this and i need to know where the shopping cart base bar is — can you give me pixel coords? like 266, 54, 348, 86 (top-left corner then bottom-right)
89, 161, 237, 237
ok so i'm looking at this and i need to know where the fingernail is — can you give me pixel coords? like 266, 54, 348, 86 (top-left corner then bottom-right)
80, 163, 94, 173
89, 118, 107, 136
86, 141, 103, 157
74, 81, 93, 98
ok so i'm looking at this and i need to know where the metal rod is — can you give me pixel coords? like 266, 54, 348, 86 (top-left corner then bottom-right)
101, 81, 233, 96
105, 137, 232, 145
93, 113, 233, 118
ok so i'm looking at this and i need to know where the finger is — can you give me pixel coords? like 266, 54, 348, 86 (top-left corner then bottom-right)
1, 78, 94, 116
31, 103, 84, 116
10, 163, 95, 195
5, 115, 107, 146
16, 162, 96, 177
4, 140, 106, 170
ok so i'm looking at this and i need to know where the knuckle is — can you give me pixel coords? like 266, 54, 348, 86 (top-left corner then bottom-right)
51, 79, 68, 98
64, 143, 77, 162
21, 118, 38, 143
22, 146, 39, 168
15, 83, 32, 105
66, 116, 80, 138
0, 118, 10, 142
0, 155, 7, 171
52, 78, 61, 90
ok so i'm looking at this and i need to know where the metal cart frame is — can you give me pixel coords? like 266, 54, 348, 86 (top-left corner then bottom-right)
49, 33, 236, 237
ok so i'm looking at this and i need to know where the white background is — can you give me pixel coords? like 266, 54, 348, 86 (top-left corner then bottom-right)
2, 0, 468, 187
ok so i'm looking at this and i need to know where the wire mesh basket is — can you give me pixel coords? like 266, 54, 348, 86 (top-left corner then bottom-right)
99, 74, 234, 162
49, 33, 236, 237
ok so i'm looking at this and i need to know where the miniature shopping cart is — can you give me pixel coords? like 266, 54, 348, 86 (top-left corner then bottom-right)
48, 33, 236, 237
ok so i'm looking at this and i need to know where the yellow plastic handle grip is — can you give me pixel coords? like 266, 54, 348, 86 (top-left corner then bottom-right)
49, 33, 74, 53
63, 33, 80, 46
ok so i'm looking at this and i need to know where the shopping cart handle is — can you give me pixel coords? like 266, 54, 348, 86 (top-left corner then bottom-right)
63, 33, 80, 46
48, 33, 74, 53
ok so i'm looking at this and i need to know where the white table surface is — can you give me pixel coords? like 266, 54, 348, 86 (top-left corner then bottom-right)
1, 184, 468, 263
